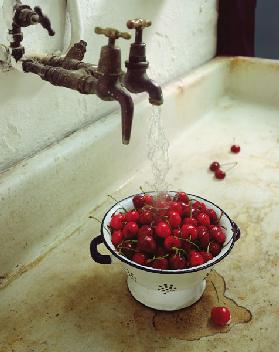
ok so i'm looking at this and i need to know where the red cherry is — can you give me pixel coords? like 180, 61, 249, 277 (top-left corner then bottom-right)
209, 161, 220, 172
121, 241, 136, 259
189, 252, 204, 267
206, 208, 218, 224
164, 236, 182, 251
172, 228, 181, 237
139, 210, 153, 225
138, 225, 153, 237
132, 252, 147, 265
132, 194, 145, 208
169, 202, 183, 216
152, 258, 168, 270
123, 222, 139, 239
197, 225, 208, 236
155, 222, 171, 238
155, 199, 169, 217
169, 254, 186, 270
144, 194, 153, 205
212, 230, 226, 244
211, 306, 231, 326
126, 210, 140, 223
192, 208, 201, 219
198, 230, 210, 249
192, 201, 207, 212
209, 225, 222, 239
159, 193, 172, 202
137, 235, 156, 254
200, 251, 213, 262
231, 144, 240, 153
197, 213, 211, 227
174, 192, 189, 203
111, 230, 123, 246
181, 224, 198, 241
183, 217, 198, 227
112, 212, 125, 222
181, 203, 191, 217
183, 241, 195, 253
209, 242, 221, 256
110, 214, 124, 230
215, 169, 226, 180
168, 211, 182, 228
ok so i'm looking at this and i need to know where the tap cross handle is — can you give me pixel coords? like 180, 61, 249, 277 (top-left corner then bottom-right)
126, 19, 152, 43
127, 19, 151, 30
34, 6, 55, 36
95, 27, 131, 46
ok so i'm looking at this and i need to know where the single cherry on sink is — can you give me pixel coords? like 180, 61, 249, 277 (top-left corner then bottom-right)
211, 306, 231, 326
209, 161, 220, 171
215, 169, 226, 180
230, 144, 240, 153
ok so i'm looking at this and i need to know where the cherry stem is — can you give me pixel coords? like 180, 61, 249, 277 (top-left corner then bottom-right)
107, 194, 119, 203
89, 216, 102, 224
174, 247, 187, 256
220, 161, 238, 167
189, 200, 193, 218
211, 279, 221, 304
108, 195, 128, 212
147, 253, 169, 264
118, 207, 128, 213
179, 238, 200, 250
139, 186, 145, 193
223, 162, 238, 172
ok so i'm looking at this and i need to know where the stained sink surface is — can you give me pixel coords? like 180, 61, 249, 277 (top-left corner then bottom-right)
0, 95, 278, 352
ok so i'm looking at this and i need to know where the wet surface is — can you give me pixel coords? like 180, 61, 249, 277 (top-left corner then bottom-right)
0, 97, 278, 351
135, 270, 252, 341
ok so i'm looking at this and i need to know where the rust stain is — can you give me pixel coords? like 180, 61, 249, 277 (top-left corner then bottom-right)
230, 56, 279, 73
133, 270, 252, 341
229, 57, 249, 72
1, 266, 252, 350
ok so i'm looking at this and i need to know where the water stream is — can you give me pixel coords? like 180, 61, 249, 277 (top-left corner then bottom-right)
147, 106, 171, 193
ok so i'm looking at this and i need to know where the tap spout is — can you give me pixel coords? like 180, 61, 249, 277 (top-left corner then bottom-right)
109, 84, 134, 145
22, 59, 134, 144
124, 69, 163, 105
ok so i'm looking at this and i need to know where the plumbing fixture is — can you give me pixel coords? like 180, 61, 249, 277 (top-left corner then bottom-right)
11, 9, 162, 144
124, 19, 163, 106
9, 0, 55, 61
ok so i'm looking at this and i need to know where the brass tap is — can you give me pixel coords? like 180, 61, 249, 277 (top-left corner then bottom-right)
15, 8, 163, 144
123, 18, 163, 106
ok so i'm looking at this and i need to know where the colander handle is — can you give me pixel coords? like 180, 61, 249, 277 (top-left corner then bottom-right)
90, 235, 112, 264
231, 221, 241, 241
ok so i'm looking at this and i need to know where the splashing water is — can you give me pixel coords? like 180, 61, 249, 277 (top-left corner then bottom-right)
147, 106, 170, 193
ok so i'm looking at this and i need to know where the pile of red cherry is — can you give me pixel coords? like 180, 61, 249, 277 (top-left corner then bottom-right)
109, 192, 227, 270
